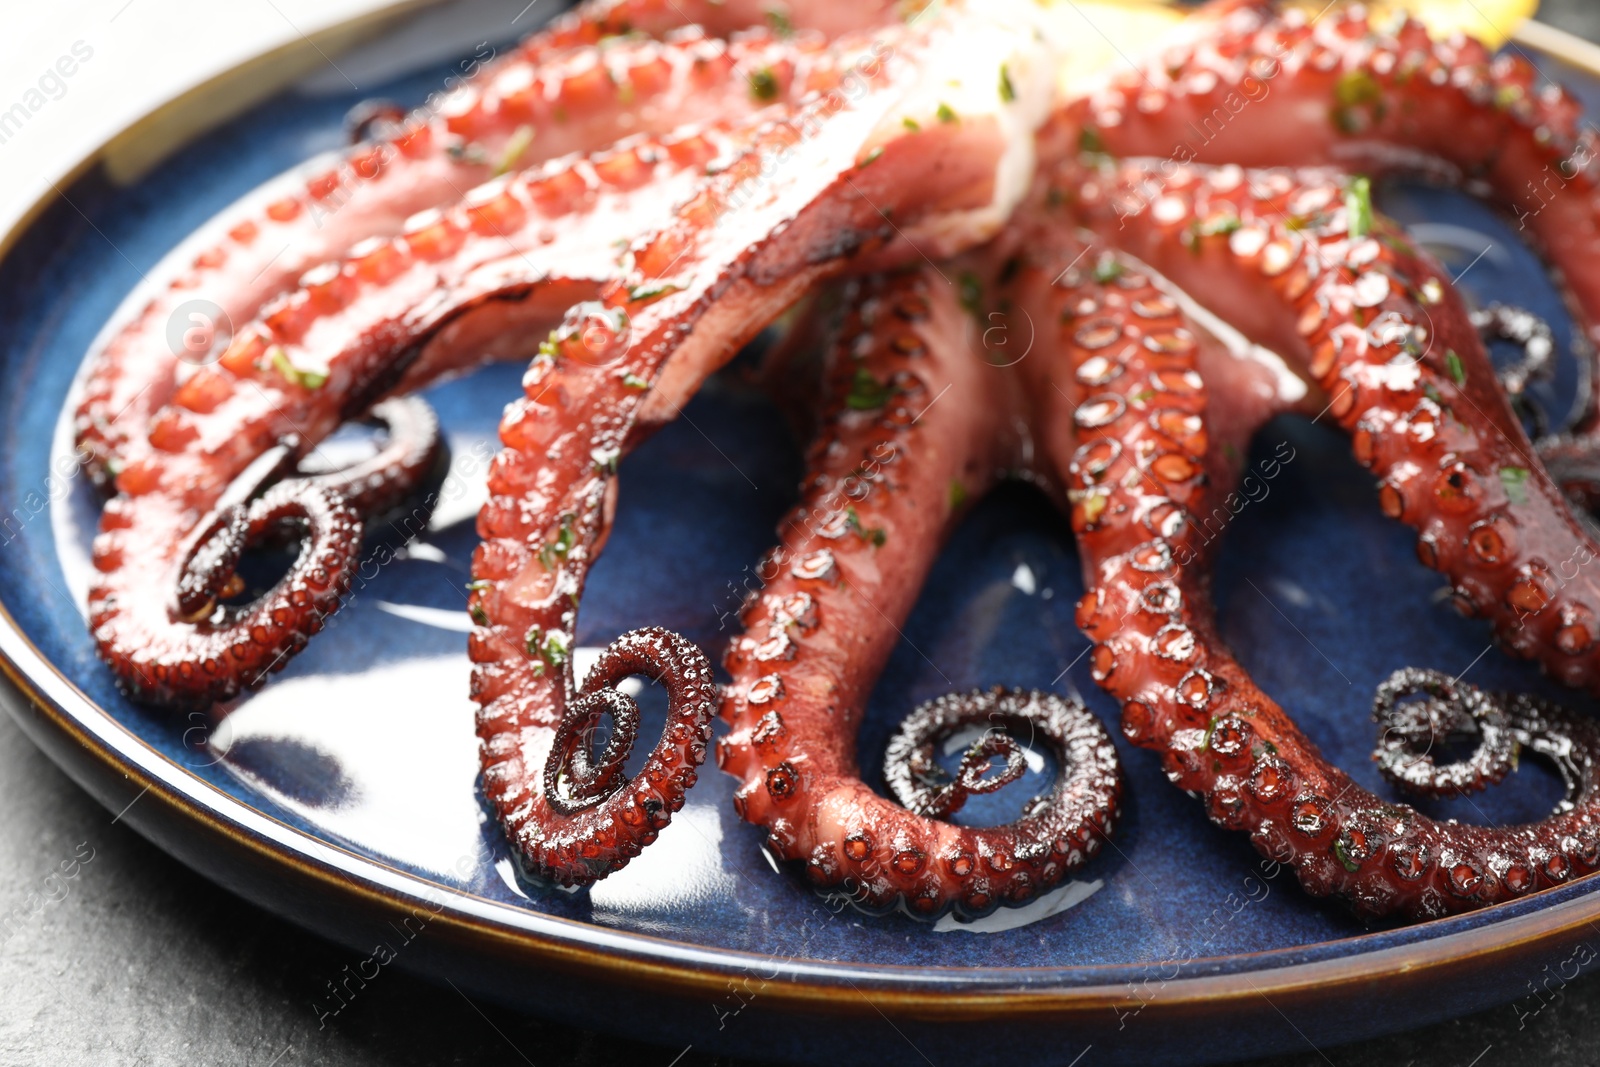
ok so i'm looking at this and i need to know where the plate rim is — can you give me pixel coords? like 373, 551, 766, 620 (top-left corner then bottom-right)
5, 1, 1600, 1023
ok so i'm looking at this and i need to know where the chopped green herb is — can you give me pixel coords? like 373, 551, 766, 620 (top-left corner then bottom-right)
541, 629, 570, 667
538, 330, 563, 362
765, 7, 793, 37
491, 124, 536, 177
1445, 349, 1467, 386
749, 67, 779, 102
1335, 69, 1383, 109
858, 146, 884, 168
627, 280, 681, 303
466, 580, 492, 593
948, 480, 968, 510
1130, 389, 1156, 404
1201, 716, 1218, 752
266, 346, 326, 389
1333, 838, 1362, 873
1250, 740, 1280, 760
470, 603, 489, 626
998, 64, 1016, 104
1332, 69, 1385, 134
622, 372, 650, 390
522, 626, 570, 673
902, 116, 921, 131
936, 102, 958, 124
1499, 466, 1531, 505
1092, 255, 1124, 285
538, 514, 578, 570
958, 270, 983, 315
1188, 214, 1242, 251
1079, 491, 1108, 525
1495, 84, 1524, 110
845, 368, 894, 410
1345, 175, 1374, 239
1078, 126, 1105, 155
845, 506, 888, 547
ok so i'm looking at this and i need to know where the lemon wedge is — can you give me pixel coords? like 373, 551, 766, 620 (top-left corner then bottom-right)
1043, 0, 1188, 93
1282, 0, 1538, 47
1042, 0, 1538, 96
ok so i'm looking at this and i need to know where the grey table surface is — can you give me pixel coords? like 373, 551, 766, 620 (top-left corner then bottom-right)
6, 2, 1600, 1065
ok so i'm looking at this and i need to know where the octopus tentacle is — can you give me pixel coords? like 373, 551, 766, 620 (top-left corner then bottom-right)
719, 271, 1120, 918
553, 13, 1057, 438
518, 627, 718, 885
1473, 304, 1555, 408
522, 0, 902, 57
290, 396, 446, 531
1538, 434, 1600, 516
1371, 667, 1516, 800
95, 0, 1007, 712
85, 0, 1107, 715
1075, 3, 1600, 433
883, 688, 1122, 859
1046, 160, 1600, 917
74, 25, 844, 487
472, 19, 1066, 884
115, 467, 363, 707
89, 122, 765, 707
1088, 158, 1600, 692
1365, 666, 1585, 804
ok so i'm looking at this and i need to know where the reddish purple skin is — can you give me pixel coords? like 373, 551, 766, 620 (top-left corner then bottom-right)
82, 0, 1600, 910
720, 272, 1122, 920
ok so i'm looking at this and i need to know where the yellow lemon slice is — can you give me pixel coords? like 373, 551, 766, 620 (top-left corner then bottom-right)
1282, 0, 1538, 47
1046, 0, 1188, 93
1045, 0, 1538, 95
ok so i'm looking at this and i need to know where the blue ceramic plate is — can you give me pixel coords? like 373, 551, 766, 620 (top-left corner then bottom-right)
6, 5, 1600, 1065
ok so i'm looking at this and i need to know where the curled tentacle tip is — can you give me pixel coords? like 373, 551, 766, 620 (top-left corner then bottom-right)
1371, 666, 1600, 847
545, 685, 643, 815
100, 475, 363, 710
292, 395, 448, 535
877, 686, 1123, 919
1371, 667, 1515, 799
511, 627, 718, 887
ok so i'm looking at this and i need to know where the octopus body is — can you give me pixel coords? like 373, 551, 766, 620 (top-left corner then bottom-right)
71, 0, 1600, 918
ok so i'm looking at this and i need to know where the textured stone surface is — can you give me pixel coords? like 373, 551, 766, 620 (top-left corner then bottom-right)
6, 2, 1600, 1065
